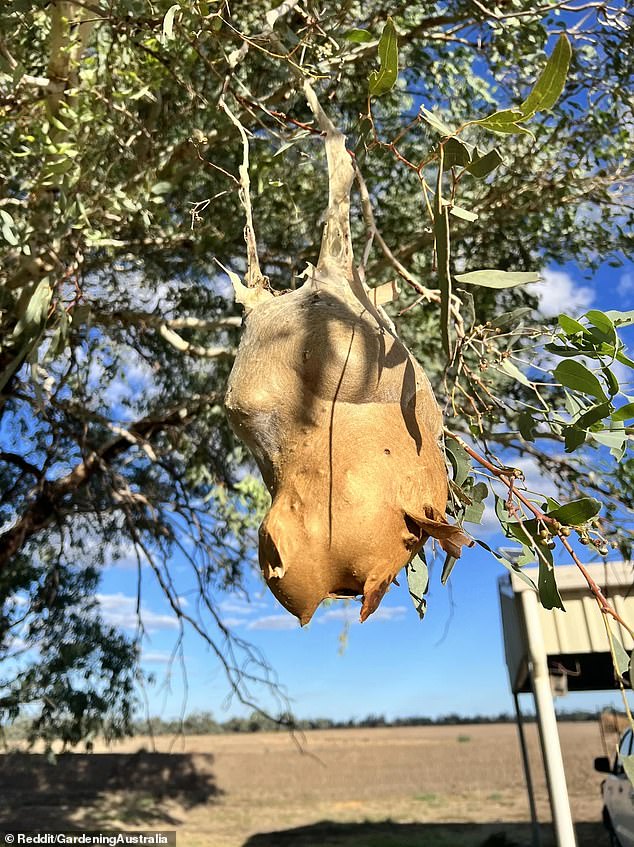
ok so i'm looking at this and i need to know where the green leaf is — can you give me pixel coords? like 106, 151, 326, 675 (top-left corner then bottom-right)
545, 343, 582, 358
520, 35, 572, 116
407, 554, 428, 619
472, 481, 488, 503
448, 205, 478, 222
1, 221, 18, 246
553, 361, 608, 402
441, 137, 471, 170
575, 402, 611, 429
460, 481, 487, 524
151, 181, 172, 195
508, 517, 539, 546
564, 389, 584, 419
470, 36, 571, 138
49, 309, 70, 356
518, 410, 537, 442
494, 494, 514, 531
1, 209, 18, 245
499, 358, 533, 388
473, 109, 534, 136
354, 116, 374, 163
345, 29, 373, 43
475, 540, 537, 590
11, 279, 52, 340
538, 552, 564, 611
434, 186, 452, 358
563, 425, 586, 453
612, 635, 630, 678
605, 310, 634, 327
464, 497, 486, 525
602, 366, 619, 397
441, 553, 457, 585
558, 314, 586, 336
616, 350, 634, 370
445, 439, 471, 487
454, 270, 540, 288
548, 497, 601, 526
162, 4, 180, 41
612, 402, 634, 422
592, 429, 626, 459
490, 307, 533, 330
586, 309, 616, 344
369, 18, 398, 97
465, 149, 503, 178
419, 107, 454, 137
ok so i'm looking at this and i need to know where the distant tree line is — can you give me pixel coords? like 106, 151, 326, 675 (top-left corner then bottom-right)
2, 707, 610, 742
130, 708, 606, 735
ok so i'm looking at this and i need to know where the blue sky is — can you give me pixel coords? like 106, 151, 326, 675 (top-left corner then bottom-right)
95, 258, 634, 723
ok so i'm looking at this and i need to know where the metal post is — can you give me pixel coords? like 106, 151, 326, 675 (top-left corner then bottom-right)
521, 587, 577, 847
514, 692, 542, 847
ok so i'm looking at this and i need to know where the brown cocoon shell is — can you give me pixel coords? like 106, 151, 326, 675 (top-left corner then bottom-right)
224, 83, 471, 625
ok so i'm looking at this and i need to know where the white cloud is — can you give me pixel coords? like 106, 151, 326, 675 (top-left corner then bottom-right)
222, 616, 249, 628
618, 272, 634, 297
142, 651, 172, 664
527, 269, 594, 318
104, 539, 150, 570
243, 598, 411, 630
96, 592, 179, 633
317, 603, 407, 625
219, 598, 266, 616
247, 614, 300, 631
218, 597, 268, 628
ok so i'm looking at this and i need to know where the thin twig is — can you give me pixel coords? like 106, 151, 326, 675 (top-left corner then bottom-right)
445, 429, 634, 639
218, 96, 266, 290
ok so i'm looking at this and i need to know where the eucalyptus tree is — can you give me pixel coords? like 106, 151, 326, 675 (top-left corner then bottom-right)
0, 0, 632, 745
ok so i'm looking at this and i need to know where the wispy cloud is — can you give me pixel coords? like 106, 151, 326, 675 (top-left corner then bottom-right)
96, 592, 179, 633
219, 598, 267, 616
247, 614, 300, 631
527, 268, 594, 318
218, 597, 268, 628
142, 651, 172, 664
243, 600, 411, 630
104, 539, 150, 571
318, 604, 407, 625
222, 616, 250, 628
618, 271, 634, 297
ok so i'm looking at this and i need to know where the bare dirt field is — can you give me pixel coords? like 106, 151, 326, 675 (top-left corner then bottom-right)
0, 722, 611, 846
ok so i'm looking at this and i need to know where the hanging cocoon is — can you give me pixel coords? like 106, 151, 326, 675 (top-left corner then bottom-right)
224, 83, 470, 625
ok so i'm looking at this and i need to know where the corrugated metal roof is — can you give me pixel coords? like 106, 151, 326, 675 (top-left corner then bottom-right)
500, 561, 634, 693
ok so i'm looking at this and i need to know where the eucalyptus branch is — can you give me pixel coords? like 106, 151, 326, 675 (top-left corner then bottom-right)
93, 310, 242, 332
445, 429, 634, 639
0, 393, 218, 570
159, 325, 235, 359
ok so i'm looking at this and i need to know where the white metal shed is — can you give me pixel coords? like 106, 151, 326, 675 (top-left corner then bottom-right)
499, 560, 634, 847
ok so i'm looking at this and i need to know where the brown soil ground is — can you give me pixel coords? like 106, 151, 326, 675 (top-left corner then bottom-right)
0, 722, 613, 846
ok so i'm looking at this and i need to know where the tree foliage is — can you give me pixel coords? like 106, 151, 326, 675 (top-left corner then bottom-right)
0, 0, 633, 745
